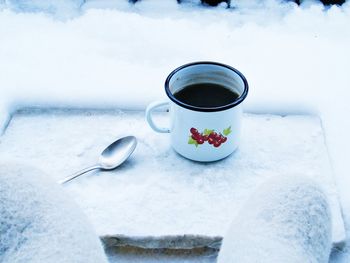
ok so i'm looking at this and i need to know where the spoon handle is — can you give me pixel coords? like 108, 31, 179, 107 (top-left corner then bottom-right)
58, 165, 100, 185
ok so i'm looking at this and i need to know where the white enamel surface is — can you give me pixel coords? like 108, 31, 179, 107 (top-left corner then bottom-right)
170, 102, 242, 162
145, 100, 170, 133
146, 100, 242, 162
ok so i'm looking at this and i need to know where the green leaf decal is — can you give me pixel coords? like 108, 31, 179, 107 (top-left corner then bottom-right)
223, 126, 232, 136
203, 129, 214, 136
188, 136, 199, 147
188, 137, 195, 144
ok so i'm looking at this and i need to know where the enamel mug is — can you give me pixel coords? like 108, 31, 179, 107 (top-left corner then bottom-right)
146, 61, 248, 162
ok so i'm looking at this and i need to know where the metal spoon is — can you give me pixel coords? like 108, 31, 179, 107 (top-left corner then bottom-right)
58, 136, 137, 184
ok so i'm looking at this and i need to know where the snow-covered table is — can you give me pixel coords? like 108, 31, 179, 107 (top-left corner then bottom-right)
0, 108, 345, 251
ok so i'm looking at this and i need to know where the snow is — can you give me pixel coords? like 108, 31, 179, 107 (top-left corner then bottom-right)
0, 162, 107, 263
1, 0, 84, 18
0, 110, 344, 248
0, 0, 350, 261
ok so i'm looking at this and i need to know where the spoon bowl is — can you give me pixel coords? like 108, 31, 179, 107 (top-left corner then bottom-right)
99, 136, 137, 170
59, 136, 137, 184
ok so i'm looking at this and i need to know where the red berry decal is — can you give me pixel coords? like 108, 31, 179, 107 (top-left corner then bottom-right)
210, 132, 217, 138
214, 141, 221, 147
197, 139, 204, 144
190, 128, 198, 134
188, 127, 232, 148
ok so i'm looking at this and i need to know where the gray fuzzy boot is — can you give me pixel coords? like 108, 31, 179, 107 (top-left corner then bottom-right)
0, 162, 108, 263
218, 176, 332, 263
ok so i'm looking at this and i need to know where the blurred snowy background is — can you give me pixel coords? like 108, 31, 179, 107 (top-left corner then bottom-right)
0, 0, 349, 262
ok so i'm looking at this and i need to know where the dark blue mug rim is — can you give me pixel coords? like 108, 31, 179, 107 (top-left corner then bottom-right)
164, 61, 249, 112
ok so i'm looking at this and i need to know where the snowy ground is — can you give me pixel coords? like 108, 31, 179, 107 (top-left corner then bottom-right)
0, 109, 345, 262
0, 109, 343, 245
0, 0, 350, 262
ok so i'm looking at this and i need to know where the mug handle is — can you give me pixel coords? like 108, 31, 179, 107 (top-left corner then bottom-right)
146, 100, 170, 133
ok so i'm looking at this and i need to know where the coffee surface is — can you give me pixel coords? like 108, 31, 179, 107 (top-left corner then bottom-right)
173, 83, 239, 108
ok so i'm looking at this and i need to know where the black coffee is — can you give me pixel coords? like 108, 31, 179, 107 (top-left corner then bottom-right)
173, 83, 239, 108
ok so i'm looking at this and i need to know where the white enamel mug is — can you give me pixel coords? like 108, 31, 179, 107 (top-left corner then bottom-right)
146, 61, 248, 162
